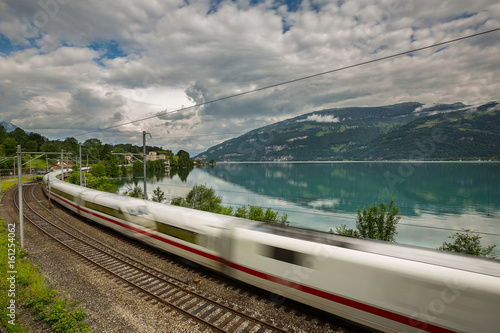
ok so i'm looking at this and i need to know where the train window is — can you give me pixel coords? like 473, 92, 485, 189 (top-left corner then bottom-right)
260, 245, 314, 268
51, 188, 75, 202
156, 222, 198, 245
127, 206, 150, 216
84, 201, 126, 220
262, 245, 301, 266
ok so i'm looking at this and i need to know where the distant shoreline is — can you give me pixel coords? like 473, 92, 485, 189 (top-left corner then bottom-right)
216, 160, 500, 164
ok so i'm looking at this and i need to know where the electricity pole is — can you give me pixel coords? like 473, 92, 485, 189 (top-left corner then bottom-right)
61, 149, 64, 181
143, 131, 152, 200
17, 145, 24, 248
79, 144, 82, 186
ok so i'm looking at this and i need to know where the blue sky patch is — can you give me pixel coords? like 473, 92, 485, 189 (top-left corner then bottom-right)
207, 0, 225, 15
88, 40, 127, 66
444, 12, 477, 23
0, 33, 35, 56
271, 0, 302, 12
433, 47, 447, 54
371, 45, 388, 55
0, 34, 15, 56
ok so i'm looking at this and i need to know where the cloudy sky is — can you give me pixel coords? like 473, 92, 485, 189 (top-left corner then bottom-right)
1, 0, 499, 155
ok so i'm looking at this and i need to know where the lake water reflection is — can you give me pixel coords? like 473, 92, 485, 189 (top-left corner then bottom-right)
117, 162, 500, 254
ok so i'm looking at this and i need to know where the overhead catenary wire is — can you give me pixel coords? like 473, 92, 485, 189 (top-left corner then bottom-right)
74, 27, 500, 138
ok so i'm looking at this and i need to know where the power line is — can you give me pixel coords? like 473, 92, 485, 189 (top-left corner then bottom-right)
74, 27, 500, 138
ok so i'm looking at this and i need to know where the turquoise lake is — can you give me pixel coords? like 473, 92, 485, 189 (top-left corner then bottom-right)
117, 162, 500, 255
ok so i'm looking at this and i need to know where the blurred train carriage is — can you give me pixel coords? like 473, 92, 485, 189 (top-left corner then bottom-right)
43, 170, 500, 333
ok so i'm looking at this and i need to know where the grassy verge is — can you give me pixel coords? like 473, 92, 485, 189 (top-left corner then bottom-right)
0, 182, 90, 332
1, 177, 32, 193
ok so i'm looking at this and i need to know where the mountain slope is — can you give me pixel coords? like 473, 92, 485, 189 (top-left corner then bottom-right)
357, 102, 500, 160
196, 102, 494, 161
0, 121, 20, 132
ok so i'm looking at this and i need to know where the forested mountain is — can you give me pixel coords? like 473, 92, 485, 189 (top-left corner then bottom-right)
196, 102, 500, 161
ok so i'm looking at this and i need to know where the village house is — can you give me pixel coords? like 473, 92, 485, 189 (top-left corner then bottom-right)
52, 159, 73, 170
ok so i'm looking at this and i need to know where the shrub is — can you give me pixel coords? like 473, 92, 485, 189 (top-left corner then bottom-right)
333, 201, 400, 242
151, 187, 166, 203
124, 185, 144, 198
170, 184, 289, 226
356, 200, 400, 242
331, 224, 359, 237
180, 184, 224, 212
438, 229, 498, 259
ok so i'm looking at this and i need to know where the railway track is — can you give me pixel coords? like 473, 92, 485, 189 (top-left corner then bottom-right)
15, 183, 290, 333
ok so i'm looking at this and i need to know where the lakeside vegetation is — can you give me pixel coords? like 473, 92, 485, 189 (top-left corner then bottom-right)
332, 201, 497, 259
166, 184, 290, 226
332, 201, 400, 243
438, 229, 498, 259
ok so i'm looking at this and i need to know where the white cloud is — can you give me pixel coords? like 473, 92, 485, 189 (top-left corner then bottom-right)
299, 114, 341, 123
0, 0, 498, 154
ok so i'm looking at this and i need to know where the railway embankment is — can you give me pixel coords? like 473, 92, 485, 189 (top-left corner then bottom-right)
0, 183, 187, 332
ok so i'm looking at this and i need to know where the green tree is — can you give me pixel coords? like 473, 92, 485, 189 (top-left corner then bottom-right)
90, 163, 106, 177
170, 184, 289, 226
0, 124, 7, 143
11, 128, 28, 146
68, 172, 80, 185
438, 229, 498, 259
184, 184, 224, 212
124, 185, 144, 198
132, 160, 143, 173
151, 187, 166, 203
169, 196, 186, 207
355, 201, 400, 242
28, 132, 47, 150
63, 137, 79, 155
234, 206, 248, 218
153, 159, 165, 170
85, 174, 117, 193
113, 148, 126, 165
103, 153, 119, 177
176, 149, 193, 169
25, 140, 38, 152
334, 201, 400, 242
3, 137, 17, 155
100, 144, 113, 159
176, 149, 190, 159
83, 138, 103, 161
178, 155, 189, 168
40, 140, 61, 153
248, 206, 264, 221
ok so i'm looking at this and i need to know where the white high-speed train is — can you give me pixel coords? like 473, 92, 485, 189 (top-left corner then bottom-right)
42, 170, 500, 332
